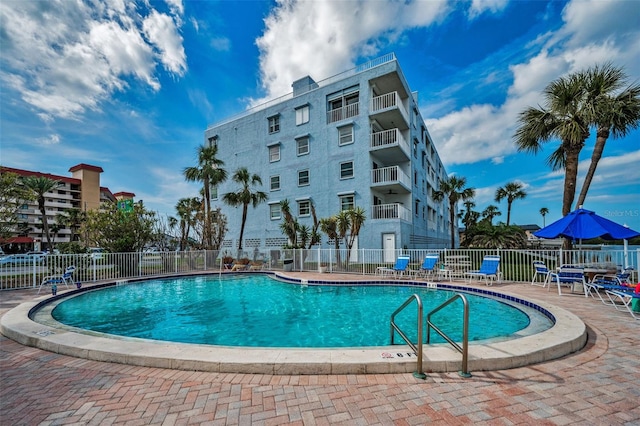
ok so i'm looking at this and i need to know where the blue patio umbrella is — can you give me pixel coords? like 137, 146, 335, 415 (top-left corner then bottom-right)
534, 208, 640, 240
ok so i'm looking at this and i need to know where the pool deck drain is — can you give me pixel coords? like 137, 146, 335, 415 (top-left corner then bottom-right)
1, 272, 587, 375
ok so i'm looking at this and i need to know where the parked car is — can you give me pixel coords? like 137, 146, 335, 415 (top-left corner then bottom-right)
0, 253, 46, 266
88, 247, 106, 260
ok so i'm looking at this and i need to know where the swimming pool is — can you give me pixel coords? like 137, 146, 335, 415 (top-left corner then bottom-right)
4, 272, 587, 374
49, 275, 549, 347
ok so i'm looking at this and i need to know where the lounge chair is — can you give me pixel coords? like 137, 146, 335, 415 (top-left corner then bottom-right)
548, 265, 586, 296
605, 288, 640, 320
376, 255, 411, 279
531, 261, 551, 287
585, 277, 630, 305
412, 254, 439, 279
38, 265, 76, 294
466, 255, 500, 286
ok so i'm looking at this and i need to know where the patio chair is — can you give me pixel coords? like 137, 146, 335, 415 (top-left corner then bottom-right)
548, 265, 586, 296
531, 261, 551, 287
605, 288, 640, 320
38, 265, 76, 294
376, 255, 411, 279
466, 255, 500, 286
585, 276, 630, 305
412, 254, 439, 280
616, 267, 634, 284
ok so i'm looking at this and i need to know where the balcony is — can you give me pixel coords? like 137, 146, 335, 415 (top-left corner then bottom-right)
327, 102, 359, 124
370, 91, 409, 129
370, 128, 410, 162
371, 203, 411, 221
371, 165, 411, 193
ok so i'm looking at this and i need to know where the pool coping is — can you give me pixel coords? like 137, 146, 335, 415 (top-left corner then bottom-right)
0, 272, 587, 375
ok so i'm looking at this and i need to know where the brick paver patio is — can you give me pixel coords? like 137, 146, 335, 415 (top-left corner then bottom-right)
1, 277, 638, 425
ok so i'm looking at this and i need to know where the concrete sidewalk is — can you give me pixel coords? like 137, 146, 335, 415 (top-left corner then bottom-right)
1, 279, 638, 425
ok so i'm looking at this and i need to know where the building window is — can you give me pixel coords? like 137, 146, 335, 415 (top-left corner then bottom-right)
211, 186, 218, 200
269, 145, 280, 162
268, 115, 280, 134
295, 105, 309, 125
340, 194, 355, 211
269, 203, 281, 220
298, 200, 310, 216
297, 136, 309, 156
340, 161, 354, 179
298, 169, 309, 186
270, 175, 280, 191
338, 125, 354, 146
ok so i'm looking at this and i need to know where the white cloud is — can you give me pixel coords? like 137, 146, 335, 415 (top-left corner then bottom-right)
37, 134, 61, 145
468, 0, 509, 20
0, 0, 186, 120
254, 0, 449, 103
142, 10, 187, 76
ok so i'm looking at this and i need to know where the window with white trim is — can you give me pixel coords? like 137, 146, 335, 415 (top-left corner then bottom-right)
340, 194, 354, 211
340, 161, 354, 179
269, 145, 280, 162
298, 169, 309, 186
270, 175, 280, 191
295, 105, 309, 125
298, 200, 310, 216
338, 125, 354, 146
268, 115, 280, 134
269, 203, 281, 220
296, 136, 309, 156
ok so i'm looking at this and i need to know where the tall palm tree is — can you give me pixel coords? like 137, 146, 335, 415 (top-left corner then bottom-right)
22, 176, 62, 250
539, 207, 549, 227
482, 205, 501, 225
576, 64, 640, 207
495, 181, 527, 226
514, 72, 590, 216
460, 200, 477, 230
183, 144, 227, 249
222, 167, 268, 253
433, 176, 475, 248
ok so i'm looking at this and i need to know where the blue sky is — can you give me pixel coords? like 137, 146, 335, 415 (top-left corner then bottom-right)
1, 0, 639, 231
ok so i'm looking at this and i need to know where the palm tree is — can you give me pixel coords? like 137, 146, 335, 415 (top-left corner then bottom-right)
183, 144, 227, 249
495, 181, 527, 226
433, 176, 475, 248
22, 176, 62, 250
482, 205, 501, 225
222, 167, 268, 253
175, 197, 201, 250
576, 64, 640, 207
539, 207, 549, 227
56, 208, 86, 243
514, 72, 590, 216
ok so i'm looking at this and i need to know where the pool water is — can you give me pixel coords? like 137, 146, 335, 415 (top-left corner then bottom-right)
51, 275, 538, 347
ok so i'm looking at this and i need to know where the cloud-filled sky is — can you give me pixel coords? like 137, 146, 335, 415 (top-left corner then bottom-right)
1, 0, 639, 231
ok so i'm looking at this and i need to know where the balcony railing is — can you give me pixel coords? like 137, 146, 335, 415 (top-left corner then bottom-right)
371, 166, 411, 188
327, 102, 360, 123
370, 91, 409, 120
371, 203, 411, 221
370, 128, 410, 152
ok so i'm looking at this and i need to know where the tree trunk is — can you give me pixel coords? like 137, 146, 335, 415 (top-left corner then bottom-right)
506, 203, 512, 226
38, 198, 53, 249
576, 126, 609, 208
562, 148, 581, 216
449, 201, 456, 248
238, 204, 248, 252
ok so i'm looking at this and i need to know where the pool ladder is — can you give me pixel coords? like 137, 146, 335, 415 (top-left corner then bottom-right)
390, 293, 471, 379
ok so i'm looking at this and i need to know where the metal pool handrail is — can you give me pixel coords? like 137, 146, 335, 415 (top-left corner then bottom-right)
426, 293, 471, 378
390, 294, 425, 379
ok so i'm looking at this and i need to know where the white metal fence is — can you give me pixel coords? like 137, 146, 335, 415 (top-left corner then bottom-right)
1, 247, 637, 291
